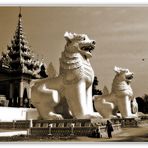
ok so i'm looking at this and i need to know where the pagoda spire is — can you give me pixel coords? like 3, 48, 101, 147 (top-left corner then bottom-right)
19, 7, 22, 18
8, 8, 32, 73
0, 9, 47, 78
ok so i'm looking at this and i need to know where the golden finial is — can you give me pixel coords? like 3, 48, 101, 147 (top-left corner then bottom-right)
19, 7, 22, 18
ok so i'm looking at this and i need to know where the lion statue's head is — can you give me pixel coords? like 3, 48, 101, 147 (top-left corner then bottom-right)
64, 32, 96, 59
59, 32, 95, 84
112, 66, 134, 97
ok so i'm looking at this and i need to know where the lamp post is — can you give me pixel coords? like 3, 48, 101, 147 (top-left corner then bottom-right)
30, 119, 33, 128
48, 123, 53, 136
27, 119, 33, 136
13, 120, 16, 129
70, 123, 75, 136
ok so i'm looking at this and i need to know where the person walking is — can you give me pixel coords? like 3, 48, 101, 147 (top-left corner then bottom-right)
106, 120, 113, 138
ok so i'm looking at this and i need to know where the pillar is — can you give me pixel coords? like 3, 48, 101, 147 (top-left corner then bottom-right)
19, 81, 24, 107
9, 83, 13, 106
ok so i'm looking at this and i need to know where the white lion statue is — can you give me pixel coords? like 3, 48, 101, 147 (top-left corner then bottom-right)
31, 32, 102, 120
94, 66, 138, 118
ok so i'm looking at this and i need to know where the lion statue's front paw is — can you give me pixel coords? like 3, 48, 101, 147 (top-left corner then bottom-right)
48, 112, 64, 120
88, 112, 103, 119
75, 112, 102, 119
81, 112, 103, 119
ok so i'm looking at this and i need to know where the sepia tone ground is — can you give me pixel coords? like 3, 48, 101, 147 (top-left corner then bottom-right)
0, 126, 148, 142
74, 126, 148, 142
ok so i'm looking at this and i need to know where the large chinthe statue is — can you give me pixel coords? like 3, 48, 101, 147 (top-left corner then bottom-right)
31, 32, 102, 120
94, 66, 138, 119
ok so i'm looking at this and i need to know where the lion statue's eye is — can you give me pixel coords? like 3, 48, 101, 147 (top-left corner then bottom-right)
82, 37, 85, 41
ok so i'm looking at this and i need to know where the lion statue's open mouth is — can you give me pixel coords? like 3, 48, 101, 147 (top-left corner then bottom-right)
80, 43, 95, 58
64, 32, 96, 59
81, 45, 95, 52
126, 74, 133, 82
79, 35, 96, 59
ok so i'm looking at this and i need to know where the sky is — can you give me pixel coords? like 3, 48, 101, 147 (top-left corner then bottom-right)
0, 7, 148, 97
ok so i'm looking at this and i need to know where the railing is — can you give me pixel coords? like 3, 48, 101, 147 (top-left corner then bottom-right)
29, 119, 94, 137
30, 127, 94, 137
0, 120, 30, 129
0, 119, 122, 137
111, 118, 141, 127
0, 119, 90, 129
0, 119, 91, 129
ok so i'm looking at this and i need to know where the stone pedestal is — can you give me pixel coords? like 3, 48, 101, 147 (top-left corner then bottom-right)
0, 107, 39, 121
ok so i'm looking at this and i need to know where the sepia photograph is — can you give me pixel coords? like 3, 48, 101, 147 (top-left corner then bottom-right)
0, 4, 147, 143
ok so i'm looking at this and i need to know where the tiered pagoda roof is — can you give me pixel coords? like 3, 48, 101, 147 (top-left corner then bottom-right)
0, 10, 47, 79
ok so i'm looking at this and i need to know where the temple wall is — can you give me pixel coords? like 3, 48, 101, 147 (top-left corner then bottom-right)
0, 107, 39, 121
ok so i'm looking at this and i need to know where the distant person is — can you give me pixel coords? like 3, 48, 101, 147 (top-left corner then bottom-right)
106, 120, 113, 138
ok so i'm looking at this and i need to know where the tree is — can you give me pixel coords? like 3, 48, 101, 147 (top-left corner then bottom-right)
136, 97, 145, 113
136, 94, 148, 113
92, 76, 102, 96
92, 76, 102, 112
143, 94, 148, 113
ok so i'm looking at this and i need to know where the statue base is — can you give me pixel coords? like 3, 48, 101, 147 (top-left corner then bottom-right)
0, 107, 39, 121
